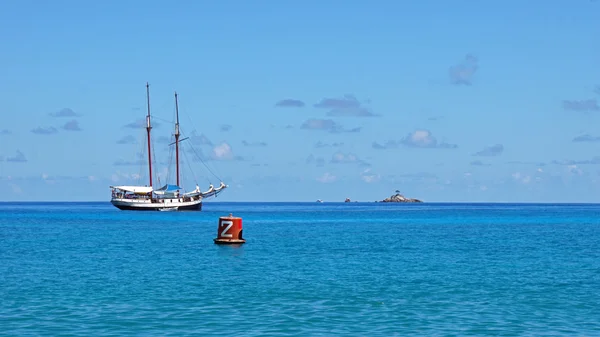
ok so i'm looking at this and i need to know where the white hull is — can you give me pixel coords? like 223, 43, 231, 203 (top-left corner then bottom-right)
110, 197, 202, 211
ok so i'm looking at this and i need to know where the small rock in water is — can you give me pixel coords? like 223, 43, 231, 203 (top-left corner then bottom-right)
380, 192, 422, 203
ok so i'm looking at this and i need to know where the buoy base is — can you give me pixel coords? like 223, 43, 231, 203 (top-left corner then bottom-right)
214, 238, 246, 245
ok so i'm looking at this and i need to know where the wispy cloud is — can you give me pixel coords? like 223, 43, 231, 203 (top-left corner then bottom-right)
330, 152, 370, 167
113, 159, 145, 166
562, 99, 599, 112
306, 154, 325, 167
62, 120, 82, 131
300, 119, 361, 133
373, 130, 457, 149
270, 124, 294, 129
124, 119, 160, 129
473, 144, 504, 156
506, 161, 547, 166
242, 140, 267, 147
449, 54, 478, 85
110, 172, 142, 183
360, 168, 381, 183
9, 183, 22, 194
511, 172, 533, 184
6, 150, 27, 163
572, 134, 600, 142
187, 143, 244, 163
189, 131, 213, 146
117, 135, 137, 145
551, 156, 600, 165
41, 173, 98, 184
275, 99, 305, 108
393, 172, 439, 184
156, 136, 171, 144
49, 108, 80, 117
470, 160, 490, 166
314, 141, 344, 148
314, 95, 377, 117
31, 126, 58, 135
316, 172, 336, 183
372, 140, 399, 150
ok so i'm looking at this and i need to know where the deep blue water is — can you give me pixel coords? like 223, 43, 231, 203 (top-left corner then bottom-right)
1, 202, 599, 336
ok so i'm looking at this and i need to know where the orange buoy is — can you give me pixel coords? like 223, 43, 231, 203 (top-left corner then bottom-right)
214, 213, 245, 244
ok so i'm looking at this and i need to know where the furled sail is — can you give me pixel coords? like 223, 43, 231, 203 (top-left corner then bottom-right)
201, 182, 227, 198
183, 182, 227, 198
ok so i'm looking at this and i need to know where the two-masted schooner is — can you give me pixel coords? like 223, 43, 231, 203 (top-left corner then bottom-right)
109, 83, 227, 211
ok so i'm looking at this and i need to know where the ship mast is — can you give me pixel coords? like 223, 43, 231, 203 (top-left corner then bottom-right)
174, 92, 180, 187
146, 82, 153, 187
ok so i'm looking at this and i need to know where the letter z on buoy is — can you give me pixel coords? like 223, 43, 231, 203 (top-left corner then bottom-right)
214, 213, 245, 244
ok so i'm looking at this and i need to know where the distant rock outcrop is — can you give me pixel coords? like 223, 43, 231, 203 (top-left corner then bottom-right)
380, 192, 422, 203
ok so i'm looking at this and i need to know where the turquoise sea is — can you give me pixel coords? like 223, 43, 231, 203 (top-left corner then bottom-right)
1, 202, 599, 336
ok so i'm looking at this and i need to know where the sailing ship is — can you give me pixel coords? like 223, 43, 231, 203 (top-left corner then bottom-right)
109, 83, 227, 211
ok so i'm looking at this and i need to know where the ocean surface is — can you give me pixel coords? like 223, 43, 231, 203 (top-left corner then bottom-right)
1, 202, 599, 336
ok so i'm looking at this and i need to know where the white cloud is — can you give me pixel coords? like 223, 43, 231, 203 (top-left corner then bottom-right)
360, 168, 380, 183
473, 144, 504, 157
212, 142, 234, 160
331, 152, 358, 163
400, 129, 457, 149
316, 172, 336, 183
410, 130, 435, 146
330, 152, 369, 166
41, 173, 56, 184
512, 172, 532, 184
567, 164, 583, 176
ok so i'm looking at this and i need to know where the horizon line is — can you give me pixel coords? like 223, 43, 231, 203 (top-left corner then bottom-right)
0, 201, 599, 205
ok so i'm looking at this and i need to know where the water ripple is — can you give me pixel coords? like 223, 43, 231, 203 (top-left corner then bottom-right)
1, 202, 600, 335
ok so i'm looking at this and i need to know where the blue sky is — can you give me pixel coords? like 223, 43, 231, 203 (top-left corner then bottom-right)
1, 0, 600, 202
